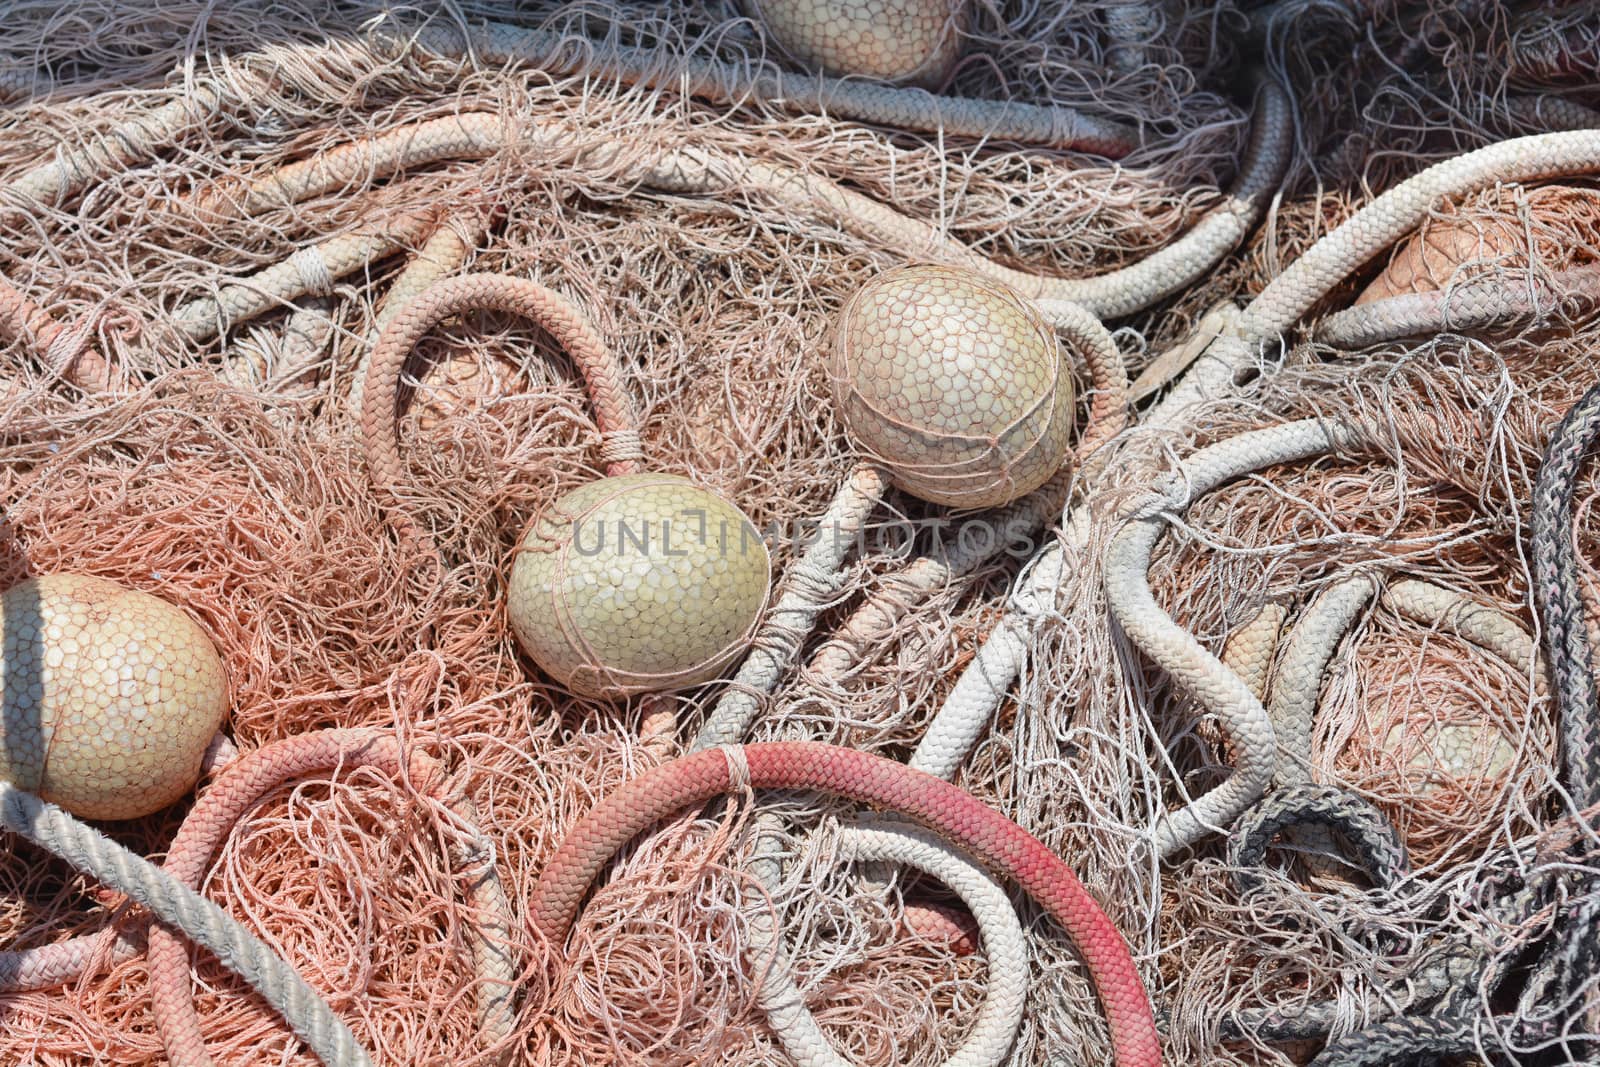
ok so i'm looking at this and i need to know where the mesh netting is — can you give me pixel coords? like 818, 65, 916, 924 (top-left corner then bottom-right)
2, 0, 1599, 1065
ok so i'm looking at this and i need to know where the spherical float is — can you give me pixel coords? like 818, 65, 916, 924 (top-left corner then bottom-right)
507, 473, 772, 699
1332, 628, 1535, 866
1357, 185, 1600, 304
749, 0, 968, 87
1357, 214, 1524, 305
828, 263, 1074, 509
0, 574, 228, 820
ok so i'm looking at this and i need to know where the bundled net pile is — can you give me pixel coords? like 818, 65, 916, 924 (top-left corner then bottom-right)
0, 0, 1597, 1065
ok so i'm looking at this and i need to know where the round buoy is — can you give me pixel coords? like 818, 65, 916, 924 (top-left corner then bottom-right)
0, 574, 227, 820
749, 0, 968, 87
829, 264, 1074, 508
508, 474, 772, 699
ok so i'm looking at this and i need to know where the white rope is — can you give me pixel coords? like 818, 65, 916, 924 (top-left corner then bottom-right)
1104, 418, 1368, 857
1, 82, 243, 211
442, 793, 520, 1050
760, 820, 1029, 1067
693, 464, 889, 750
0, 781, 372, 1067
922, 129, 1600, 820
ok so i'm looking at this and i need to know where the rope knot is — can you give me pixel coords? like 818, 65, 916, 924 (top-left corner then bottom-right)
785, 557, 842, 602
718, 744, 751, 793
453, 829, 498, 875
43, 318, 93, 380
598, 428, 645, 467
287, 246, 336, 297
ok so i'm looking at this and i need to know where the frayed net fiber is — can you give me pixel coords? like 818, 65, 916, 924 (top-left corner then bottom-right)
3, 1, 1600, 1066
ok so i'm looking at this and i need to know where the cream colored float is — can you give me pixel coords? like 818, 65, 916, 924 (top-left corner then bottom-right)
688, 264, 1128, 1067
828, 264, 1074, 508
0, 573, 378, 1064
508, 473, 772, 700
357, 270, 772, 701
747, 0, 968, 86
0, 573, 226, 820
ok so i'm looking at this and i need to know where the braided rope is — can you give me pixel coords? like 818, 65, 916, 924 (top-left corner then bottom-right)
1532, 379, 1600, 811
350, 206, 491, 414
138, 730, 518, 1064
749, 820, 1029, 1067
695, 303, 1129, 1065
1295, 382, 1600, 1061
1104, 418, 1368, 857
1307, 1014, 1476, 1067
692, 463, 889, 750
532, 742, 1161, 1067
1227, 783, 1409, 897
1219, 936, 1481, 1045
1315, 264, 1600, 349
41, 316, 97, 381
375, 18, 1138, 155
359, 272, 643, 557
1511, 887, 1600, 1055
0, 81, 246, 211
1236, 571, 1550, 893
287, 245, 337, 297
0, 278, 115, 390
1222, 568, 1551, 1040
1158, 129, 1600, 419
0, 781, 371, 1067
1300, 864, 1595, 1064
170, 209, 437, 343
940, 135, 1600, 787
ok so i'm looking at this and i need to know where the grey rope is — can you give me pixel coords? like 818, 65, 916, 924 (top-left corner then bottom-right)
1293, 381, 1600, 1063
0, 781, 372, 1067
1227, 783, 1409, 897
374, 18, 1138, 155
1255, 576, 1382, 877
1316, 265, 1600, 349
1533, 379, 1600, 811
1227, 574, 1543, 893
1307, 1014, 1477, 1067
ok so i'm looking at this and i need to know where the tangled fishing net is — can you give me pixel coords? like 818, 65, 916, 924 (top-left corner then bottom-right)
1, 0, 1598, 1065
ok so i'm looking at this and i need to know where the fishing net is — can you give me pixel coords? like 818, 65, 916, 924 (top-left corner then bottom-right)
1, 0, 1598, 1065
